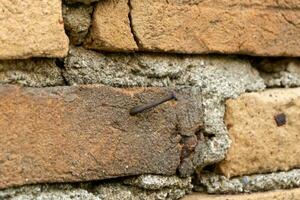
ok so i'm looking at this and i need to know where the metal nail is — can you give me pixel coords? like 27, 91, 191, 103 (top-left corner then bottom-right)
130, 92, 177, 116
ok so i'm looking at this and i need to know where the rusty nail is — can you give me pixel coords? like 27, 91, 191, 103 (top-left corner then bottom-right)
130, 92, 177, 116
274, 113, 286, 127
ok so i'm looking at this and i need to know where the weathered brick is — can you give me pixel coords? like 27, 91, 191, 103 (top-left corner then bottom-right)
0, 85, 203, 189
94, 0, 300, 56
183, 189, 300, 200
161, 0, 300, 8
85, 0, 300, 55
85, 0, 138, 52
0, 0, 69, 59
218, 88, 300, 177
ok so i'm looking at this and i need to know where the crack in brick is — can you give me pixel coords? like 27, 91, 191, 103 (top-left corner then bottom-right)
55, 59, 70, 86
281, 12, 299, 28
127, 0, 141, 50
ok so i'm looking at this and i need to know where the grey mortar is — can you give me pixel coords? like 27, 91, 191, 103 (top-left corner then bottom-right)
0, 175, 192, 200
123, 175, 192, 190
0, 59, 64, 87
95, 183, 189, 200
195, 169, 300, 194
253, 58, 300, 88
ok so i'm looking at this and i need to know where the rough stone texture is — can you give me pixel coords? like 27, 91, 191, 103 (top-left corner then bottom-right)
0, 0, 69, 59
64, 47, 265, 176
64, 47, 265, 90
124, 175, 192, 190
63, 4, 93, 45
183, 189, 300, 200
196, 169, 300, 194
219, 88, 300, 178
85, 0, 138, 52
0, 175, 192, 200
254, 58, 300, 88
128, 0, 300, 56
64, 0, 99, 5
0, 84, 204, 189
1, 184, 100, 200
95, 182, 190, 200
0, 59, 64, 87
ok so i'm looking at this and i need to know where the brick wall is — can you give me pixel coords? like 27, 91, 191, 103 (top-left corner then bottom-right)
0, 0, 299, 199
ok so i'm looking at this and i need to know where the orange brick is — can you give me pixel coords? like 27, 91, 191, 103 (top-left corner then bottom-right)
219, 88, 300, 177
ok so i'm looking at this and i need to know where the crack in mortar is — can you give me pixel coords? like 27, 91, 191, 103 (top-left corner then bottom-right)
127, 0, 141, 50
55, 58, 70, 86
84, 3, 96, 46
86, 4, 96, 42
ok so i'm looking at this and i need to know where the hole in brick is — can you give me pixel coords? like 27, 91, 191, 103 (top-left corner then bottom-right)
274, 113, 286, 127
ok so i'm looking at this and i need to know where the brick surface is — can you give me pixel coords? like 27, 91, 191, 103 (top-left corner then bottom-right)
218, 88, 300, 177
85, 0, 138, 52
112, 0, 299, 56
0, 0, 69, 59
183, 189, 300, 200
0, 85, 202, 189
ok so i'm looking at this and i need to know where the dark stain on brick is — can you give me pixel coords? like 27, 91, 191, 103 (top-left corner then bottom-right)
226, 123, 233, 130
274, 113, 286, 127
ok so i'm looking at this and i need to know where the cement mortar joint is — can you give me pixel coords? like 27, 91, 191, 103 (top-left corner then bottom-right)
0, 175, 193, 200
196, 169, 300, 194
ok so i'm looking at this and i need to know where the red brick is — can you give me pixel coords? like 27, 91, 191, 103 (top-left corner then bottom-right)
0, 85, 202, 189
